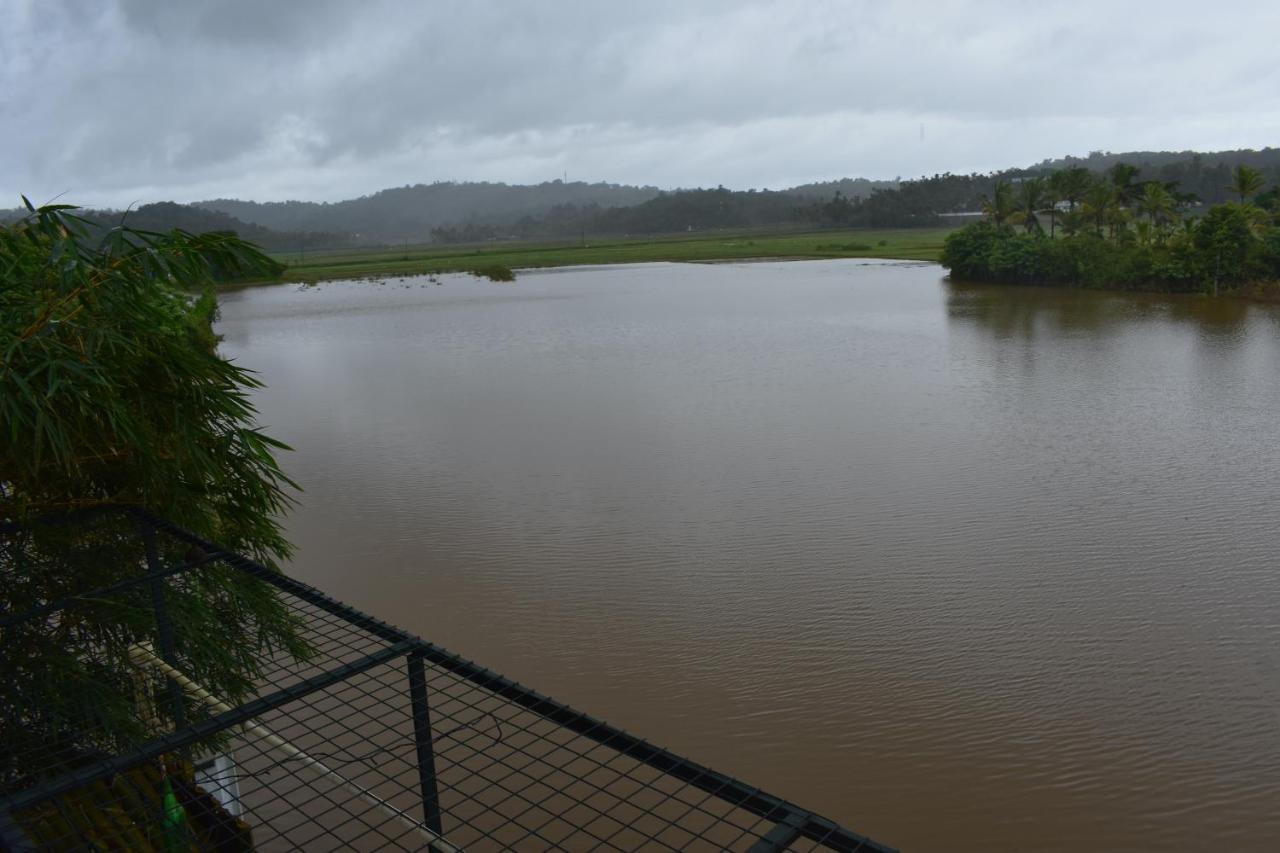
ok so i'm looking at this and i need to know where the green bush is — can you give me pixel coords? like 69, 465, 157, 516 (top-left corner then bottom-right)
472, 264, 516, 282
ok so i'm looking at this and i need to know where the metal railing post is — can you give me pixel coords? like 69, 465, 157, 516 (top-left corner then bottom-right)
138, 519, 186, 732
407, 651, 444, 835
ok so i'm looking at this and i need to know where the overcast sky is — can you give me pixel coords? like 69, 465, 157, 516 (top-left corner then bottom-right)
3, 0, 1278, 208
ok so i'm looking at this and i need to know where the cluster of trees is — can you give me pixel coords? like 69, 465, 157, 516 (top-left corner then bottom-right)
1030, 148, 1280, 205
801, 149, 1280, 232
802, 173, 992, 228
941, 164, 1280, 294
425, 150, 1280, 240
778, 176, 898, 200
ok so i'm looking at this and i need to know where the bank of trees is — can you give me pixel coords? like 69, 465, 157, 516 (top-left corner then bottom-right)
942, 164, 1280, 294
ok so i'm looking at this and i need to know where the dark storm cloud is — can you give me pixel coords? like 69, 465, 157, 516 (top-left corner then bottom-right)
3, 0, 1278, 207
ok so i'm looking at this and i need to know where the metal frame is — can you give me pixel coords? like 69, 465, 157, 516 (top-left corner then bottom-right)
1, 506, 894, 851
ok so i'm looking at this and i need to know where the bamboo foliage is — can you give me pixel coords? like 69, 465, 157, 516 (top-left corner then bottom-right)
2, 201, 306, 789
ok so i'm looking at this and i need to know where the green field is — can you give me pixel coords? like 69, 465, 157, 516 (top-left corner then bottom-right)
259, 226, 955, 284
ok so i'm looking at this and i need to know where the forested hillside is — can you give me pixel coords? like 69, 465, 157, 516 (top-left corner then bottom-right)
1030, 148, 1280, 206
77, 203, 356, 251
198, 180, 661, 243
428, 149, 1280, 240
784, 177, 898, 199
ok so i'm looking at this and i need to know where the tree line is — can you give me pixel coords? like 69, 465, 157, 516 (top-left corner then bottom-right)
941, 164, 1280, 294
433, 149, 1280, 241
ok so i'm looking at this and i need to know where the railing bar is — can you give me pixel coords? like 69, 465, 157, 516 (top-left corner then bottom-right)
139, 519, 186, 735
406, 652, 444, 836
748, 810, 809, 852
0, 640, 416, 813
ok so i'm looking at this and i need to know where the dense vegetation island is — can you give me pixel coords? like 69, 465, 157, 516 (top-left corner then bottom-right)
941, 164, 1280, 296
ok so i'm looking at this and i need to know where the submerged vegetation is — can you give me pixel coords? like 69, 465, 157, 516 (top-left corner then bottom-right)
267, 227, 953, 284
471, 263, 516, 282
942, 164, 1280, 295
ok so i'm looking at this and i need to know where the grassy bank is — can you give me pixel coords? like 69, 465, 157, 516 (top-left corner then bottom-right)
256, 226, 955, 284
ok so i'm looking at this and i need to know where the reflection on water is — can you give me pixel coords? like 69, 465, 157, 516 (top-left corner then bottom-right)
217, 262, 1280, 852
948, 280, 1257, 340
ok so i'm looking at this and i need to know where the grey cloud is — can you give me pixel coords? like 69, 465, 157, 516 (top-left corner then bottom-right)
118, 0, 350, 45
3, 0, 1278, 207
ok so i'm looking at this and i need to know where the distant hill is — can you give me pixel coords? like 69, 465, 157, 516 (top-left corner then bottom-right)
501, 187, 813, 240
783, 177, 898, 199
197, 180, 662, 243
1031, 147, 1280, 173
76, 202, 356, 251
0, 202, 355, 251
1022, 147, 1280, 206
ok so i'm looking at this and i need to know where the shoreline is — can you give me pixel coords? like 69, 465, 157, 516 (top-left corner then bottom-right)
222, 226, 954, 287
219, 254, 936, 289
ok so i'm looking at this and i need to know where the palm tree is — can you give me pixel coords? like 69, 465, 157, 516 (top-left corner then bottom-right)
1137, 182, 1176, 242
1134, 220, 1154, 246
980, 180, 1016, 226
1228, 164, 1265, 204
1082, 180, 1118, 238
1050, 166, 1091, 213
1041, 183, 1062, 238
1059, 208, 1086, 237
1011, 178, 1048, 234
1108, 162, 1143, 208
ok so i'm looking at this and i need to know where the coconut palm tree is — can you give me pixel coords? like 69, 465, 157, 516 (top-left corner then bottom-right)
1050, 166, 1091, 213
980, 180, 1016, 226
1228, 164, 1265, 204
1040, 183, 1063, 237
1011, 178, 1047, 234
1082, 180, 1118, 237
1108, 162, 1143, 208
1134, 220, 1154, 246
1137, 182, 1176, 242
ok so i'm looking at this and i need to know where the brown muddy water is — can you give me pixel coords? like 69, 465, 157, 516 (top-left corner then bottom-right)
216, 260, 1280, 851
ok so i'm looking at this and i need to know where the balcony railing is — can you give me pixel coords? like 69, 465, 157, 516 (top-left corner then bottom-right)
0, 506, 893, 851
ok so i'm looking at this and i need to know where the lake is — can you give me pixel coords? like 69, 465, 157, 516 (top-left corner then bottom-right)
217, 260, 1280, 851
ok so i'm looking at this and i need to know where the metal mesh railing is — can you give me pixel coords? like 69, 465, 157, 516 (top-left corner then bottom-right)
0, 507, 893, 851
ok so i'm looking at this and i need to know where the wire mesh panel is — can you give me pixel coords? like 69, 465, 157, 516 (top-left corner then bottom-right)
1, 508, 893, 852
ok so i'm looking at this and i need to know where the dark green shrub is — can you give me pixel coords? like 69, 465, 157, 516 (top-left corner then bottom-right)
472, 264, 516, 282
